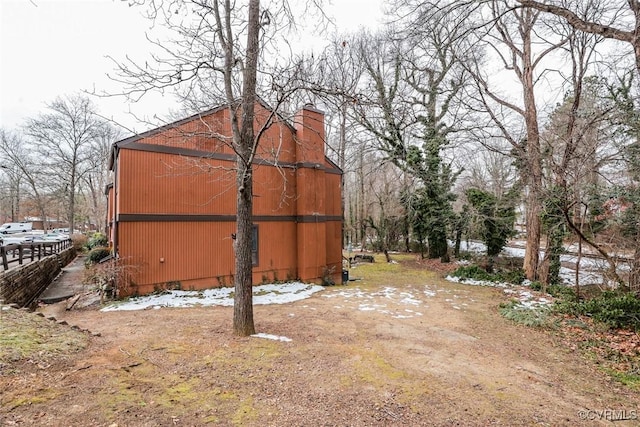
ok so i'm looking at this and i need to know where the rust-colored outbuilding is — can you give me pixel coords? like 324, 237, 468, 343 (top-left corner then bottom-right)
106, 102, 343, 296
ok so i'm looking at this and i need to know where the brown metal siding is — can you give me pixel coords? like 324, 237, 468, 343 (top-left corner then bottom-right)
107, 186, 115, 242
112, 103, 343, 295
129, 105, 297, 164
118, 150, 237, 215
119, 221, 236, 294
118, 150, 298, 217
324, 167, 343, 282
118, 220, 299, 295
252, 166, 297, 215
324, 171, 342, 217
252, 221, 298, 282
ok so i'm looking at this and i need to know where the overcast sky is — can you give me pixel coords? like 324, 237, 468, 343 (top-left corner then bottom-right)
0, 0, 384, 133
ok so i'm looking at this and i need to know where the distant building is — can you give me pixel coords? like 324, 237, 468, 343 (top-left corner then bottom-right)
106, 102, 343, 296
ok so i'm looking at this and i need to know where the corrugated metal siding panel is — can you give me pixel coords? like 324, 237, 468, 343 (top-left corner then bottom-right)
119, 221, 236, 291
133, 106, 297, 164
107, 186, 115, 243
324, 169, 343, 283
114, 103, 344, 294
253, 166, 297, 215
253, 221, 298, 281
118, 220, 299, 292
295, 168, 326, 215
138, 109, 235, 154
325, 220, 342, 267
118, 150, 237, 215
119, 150, 298, 217
254, 121, 297, 164
324, 173, 342, 216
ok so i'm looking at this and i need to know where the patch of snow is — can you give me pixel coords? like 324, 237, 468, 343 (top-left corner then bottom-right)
251, 333, 292, 342
456, 240, 488, 253
445, 275, 511, 288
500, 246, 525, 258
322, 285, 435, 319
399, 292, 421, 305
504, 288, 554, 310
358, 303, 387, 312
101, 282, 324, 312
558, 266, 603, 287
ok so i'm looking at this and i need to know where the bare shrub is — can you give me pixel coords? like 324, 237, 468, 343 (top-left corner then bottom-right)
84, 257, 141, 301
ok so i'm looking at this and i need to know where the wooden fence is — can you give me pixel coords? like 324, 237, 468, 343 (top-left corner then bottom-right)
1, 239, 73, 271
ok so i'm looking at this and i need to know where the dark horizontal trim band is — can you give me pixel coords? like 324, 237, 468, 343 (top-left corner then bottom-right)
124, 142, 236, 162
116, 214, 343, 223
121, 142, 342, 175
296, 215, 343, 223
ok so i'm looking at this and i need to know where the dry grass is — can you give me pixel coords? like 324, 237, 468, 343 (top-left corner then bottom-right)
2, 257, 639, 426
0, 306, 87, 367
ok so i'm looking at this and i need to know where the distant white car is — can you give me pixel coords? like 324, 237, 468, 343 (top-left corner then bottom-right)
0, 222, 33, 234
0, 236, 27, 246
34, 233, 68, 242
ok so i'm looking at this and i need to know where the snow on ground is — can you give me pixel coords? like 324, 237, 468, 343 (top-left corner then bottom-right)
445, 275, 554, 310
251, 333, 292, 342
99, 239, 575, 318
457, 240, 488, 253
558, 266, 603, 287
321, 285, 439, 318
444, 272, 553, 309
503, 288, 553, 309
459, 239, 625, 287
100, 282, 324, 312
445, 275, 512, 289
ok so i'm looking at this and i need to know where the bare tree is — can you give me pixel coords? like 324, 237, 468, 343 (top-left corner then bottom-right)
464, 0, 566, 280
313, 36, 364, 172
462, 148, 520, 199
364, 160, 407, 262
516, 0, 640, 73
0, 152, 21, 223
24, 95, 106, 234
109, 0, 325, 336
81, 123, 123, 231
516, 0, 640, 291
0, 130, 51, 229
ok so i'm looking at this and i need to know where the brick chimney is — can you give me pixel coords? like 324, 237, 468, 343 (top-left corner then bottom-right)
294, 104, 327, 282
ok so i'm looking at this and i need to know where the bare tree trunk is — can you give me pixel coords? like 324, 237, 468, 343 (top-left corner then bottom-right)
521, 10, 543, 281
12, 181, 19, 222
537, 234, 550, 289
630, 247, 640, 292
69, 154, 77, 233
339, 103, 347, 172
576, 234, 582, 299
88, 176, 102, 231
339, 103, 347, 248
358, 149, 366, 251
232, 0, 260, 337
524, 191, 541, 280
234, 164, 255, 335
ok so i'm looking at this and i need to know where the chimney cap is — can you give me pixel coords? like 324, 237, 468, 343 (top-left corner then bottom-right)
301, 103, 325, 115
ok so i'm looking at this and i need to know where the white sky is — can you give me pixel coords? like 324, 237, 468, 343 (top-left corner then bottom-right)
0, 0, 384, 132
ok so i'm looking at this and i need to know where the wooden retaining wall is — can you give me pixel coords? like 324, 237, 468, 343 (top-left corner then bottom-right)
0, 247, 77, 307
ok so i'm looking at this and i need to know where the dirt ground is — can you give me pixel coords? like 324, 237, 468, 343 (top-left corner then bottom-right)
1, 256, 639, 426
